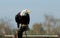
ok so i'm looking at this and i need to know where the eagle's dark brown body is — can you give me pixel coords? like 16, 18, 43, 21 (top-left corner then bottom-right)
15, 12, 30, 28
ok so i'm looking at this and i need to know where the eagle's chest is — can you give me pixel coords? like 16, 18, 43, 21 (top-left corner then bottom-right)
21, 15, 28, 20
18, 13, 29, 22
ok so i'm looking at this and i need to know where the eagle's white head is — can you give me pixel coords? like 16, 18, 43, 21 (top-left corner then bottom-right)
20, 9, 31, 16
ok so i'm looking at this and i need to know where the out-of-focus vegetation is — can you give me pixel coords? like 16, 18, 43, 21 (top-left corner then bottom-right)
0, 15, 60, 38
0, 18, 16, 35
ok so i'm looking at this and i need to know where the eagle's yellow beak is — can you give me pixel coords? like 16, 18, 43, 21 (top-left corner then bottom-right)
26, 9, 31, 14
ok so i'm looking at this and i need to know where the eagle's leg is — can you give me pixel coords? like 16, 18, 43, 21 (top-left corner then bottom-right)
17, 24, 22, 38
18, 26, 23, 38
18, 24, 28, 38
18, 26, 25, 38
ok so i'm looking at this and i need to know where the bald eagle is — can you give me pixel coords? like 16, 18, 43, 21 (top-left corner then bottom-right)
15, 9, 30, 28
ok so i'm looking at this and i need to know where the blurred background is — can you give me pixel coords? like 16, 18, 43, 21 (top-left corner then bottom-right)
0, 0, 60, 38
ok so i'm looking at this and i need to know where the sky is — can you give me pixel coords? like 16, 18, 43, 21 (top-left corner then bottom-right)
0, 0, 60, 29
